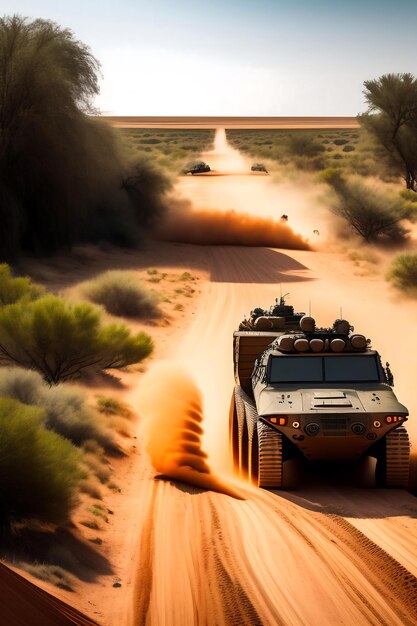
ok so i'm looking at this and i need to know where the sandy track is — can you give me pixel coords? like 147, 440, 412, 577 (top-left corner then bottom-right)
130, 244, 417, 626
126, 130, 417, 626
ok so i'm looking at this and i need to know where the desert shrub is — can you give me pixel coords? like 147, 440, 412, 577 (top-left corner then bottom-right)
97, 396, 131, 418
321, 169, 411, 241
343, 145, 355, 152
0, 367, 115, 448
334, 139, 349, 145
19, 562, 75, 591
333, 154, 343, 160
0, 367, 45, 406
386, 253, 417, 292
42, 386, 116, 449
0, 295, 153, 383
0, 398, 82, 527
0, 264, 44, 305
84, 270, 159, 317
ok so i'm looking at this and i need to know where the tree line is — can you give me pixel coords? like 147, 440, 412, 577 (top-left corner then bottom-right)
0, 15, 169, 260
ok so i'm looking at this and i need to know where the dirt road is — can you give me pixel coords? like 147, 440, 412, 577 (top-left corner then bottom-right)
129, 131, 417, 626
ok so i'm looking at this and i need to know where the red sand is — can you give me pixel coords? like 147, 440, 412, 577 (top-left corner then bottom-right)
0, 561, 98, 626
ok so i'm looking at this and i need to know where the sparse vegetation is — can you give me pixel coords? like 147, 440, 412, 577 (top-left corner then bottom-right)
119, 128, 214, 174
19, 562, 75, 591
0, 295, 153, 384
97, 396, 132, 419
0, 367, 116, 448
320, 169, 415, 241
386, 253, 417, 293
84, 270, 160, 318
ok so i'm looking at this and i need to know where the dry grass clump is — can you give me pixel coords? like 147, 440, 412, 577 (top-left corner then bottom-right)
84, 270, 160, 317
97, 396, 132, 419
0, 368, 116, 450
19, 562, 75, 591
386, 253, 417, 294
79, 476, 102, 500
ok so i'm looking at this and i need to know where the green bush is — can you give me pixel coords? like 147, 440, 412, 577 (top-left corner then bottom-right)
0, 295, 153, 383
0, 398, 82, 527
321, 169, 410, 241
0, 367, 115, 448
97, 396, 131, 418
0, 264, 44, 305
386, 253, 417, 292
84, 270, 159, 317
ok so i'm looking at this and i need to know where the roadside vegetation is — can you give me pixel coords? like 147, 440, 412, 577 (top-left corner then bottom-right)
386, 253, 417, 294
119, 128, 214, 175
320, 169, 416, 242
0, 265, 150, 540
0, 397, 82, 528
227, 74, 417, 248
84, 270, 160, 318
0, 15, 170, 261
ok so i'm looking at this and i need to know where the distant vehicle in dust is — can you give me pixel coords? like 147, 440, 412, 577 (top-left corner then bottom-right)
280, 214, 288, 222
230, 296, 410, 489
251, 163, 268, 173
183, 161, 211, 175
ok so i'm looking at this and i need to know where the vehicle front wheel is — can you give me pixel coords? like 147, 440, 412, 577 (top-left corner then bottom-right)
376, 426, 410, 488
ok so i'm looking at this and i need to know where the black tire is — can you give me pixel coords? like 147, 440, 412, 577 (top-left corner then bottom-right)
256, 421, 283, 488
376, 426, 410, 488
229, 393, 239, 473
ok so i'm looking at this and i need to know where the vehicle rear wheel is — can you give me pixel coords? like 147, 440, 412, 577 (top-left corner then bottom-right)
255, 420, 283, 488
231, 386, 249, 477
376, 426, 410, 488
229, 392, 239, 473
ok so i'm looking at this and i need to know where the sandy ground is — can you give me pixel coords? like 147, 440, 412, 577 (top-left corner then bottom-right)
6, 128, 417, 625
101, 116, 359, 129
126, 131, 417, 626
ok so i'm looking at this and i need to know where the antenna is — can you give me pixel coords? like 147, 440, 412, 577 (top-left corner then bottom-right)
309, 300, 311, 316
340, 306, 343, 319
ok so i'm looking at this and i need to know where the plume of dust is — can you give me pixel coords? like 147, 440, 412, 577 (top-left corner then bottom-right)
156, 199, 310, 250
138, 363, 244, 499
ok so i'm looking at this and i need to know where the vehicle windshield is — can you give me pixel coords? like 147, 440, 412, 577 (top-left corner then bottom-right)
268, 354, 381, 384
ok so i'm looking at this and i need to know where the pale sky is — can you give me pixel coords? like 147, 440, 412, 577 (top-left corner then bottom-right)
4, 0, 417, 115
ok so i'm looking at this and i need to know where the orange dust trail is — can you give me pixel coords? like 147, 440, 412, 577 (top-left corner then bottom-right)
138, 364, 243, 499
157, 206, 310, 250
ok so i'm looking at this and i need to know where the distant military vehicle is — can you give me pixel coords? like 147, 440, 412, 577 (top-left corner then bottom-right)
183, 161, 211, 175
230, 297, 410, 488
251, 163, 268, 173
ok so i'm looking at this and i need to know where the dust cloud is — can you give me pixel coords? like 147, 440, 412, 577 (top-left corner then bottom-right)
174, 129, 332, 243
138, 364, 243, 499
157, 202, 310, 249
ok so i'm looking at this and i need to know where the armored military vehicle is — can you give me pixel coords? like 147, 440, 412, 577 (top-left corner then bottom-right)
230, 297, 410, 488
251, 163, 268, 173
183, 161, 211, 175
